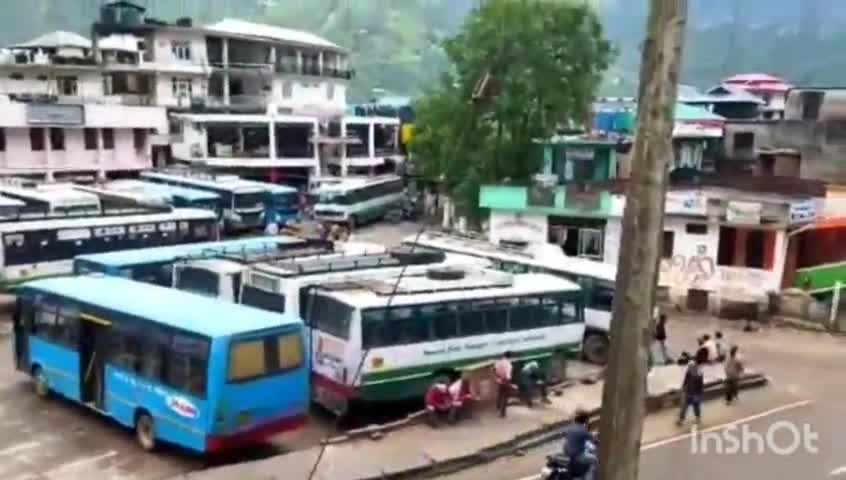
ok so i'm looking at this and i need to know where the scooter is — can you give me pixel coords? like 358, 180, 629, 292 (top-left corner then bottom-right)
539, 441, 598, 480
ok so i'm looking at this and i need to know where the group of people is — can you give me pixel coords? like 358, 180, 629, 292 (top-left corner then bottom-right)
424, 351, 553, 426
655, 315, 748, 426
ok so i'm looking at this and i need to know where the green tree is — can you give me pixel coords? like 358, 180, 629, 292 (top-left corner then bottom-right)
411, 0, 613, 221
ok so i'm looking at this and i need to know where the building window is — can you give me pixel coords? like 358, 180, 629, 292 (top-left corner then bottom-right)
171, 77, 193, 98
84, 128, 98, 150
56, 76, 78, 96
0, 128, 5, 152
734, 132, 755, 152
133, 129, 147, 150
171, 41, 192, 61
30, 128, 44, 151
282, 81, 293, 98
9, 73, 23, 80
825, 121, 846, 145
717, 227, 775, 270
685, 223, 708, 235
36, 74, 48, 81
102, 128, 115, 150
49, 128, 65, 151
662, 231, 675, 259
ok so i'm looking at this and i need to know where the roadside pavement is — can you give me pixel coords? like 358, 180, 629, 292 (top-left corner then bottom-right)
174, 362, 760, 480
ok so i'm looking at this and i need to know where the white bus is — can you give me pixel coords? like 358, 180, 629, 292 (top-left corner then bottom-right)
403, 231, 628, 364
307, 267, 585, 413
242, 247, 490, 319
0, 208, 218, 286
141, 171, 267, 231
0, 184, 102, 217
171, 241, 387, 304
312, 175, 405, 228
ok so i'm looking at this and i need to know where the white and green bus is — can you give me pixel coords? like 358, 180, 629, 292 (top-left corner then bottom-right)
312, 176, 405, 228
242, 247, 491, 319
403, 231, 628, 364
307, 267, 585, 412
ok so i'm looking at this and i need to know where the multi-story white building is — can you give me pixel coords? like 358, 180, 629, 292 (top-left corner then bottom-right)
0, 1, 404, 184
0, 30, 168, 180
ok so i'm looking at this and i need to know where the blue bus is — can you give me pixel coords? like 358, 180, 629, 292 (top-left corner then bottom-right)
72, 236, 306, 286
13, 275, 309, 453
106, 180, 222, 216
140, 172, 269, 232
235, 180, 300, 228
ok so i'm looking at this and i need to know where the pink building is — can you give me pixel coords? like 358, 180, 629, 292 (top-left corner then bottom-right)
723, 73, 793, 119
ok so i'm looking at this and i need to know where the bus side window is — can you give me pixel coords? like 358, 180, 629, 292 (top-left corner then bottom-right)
167, 334, 209, 398
509, 297, 543, 330
139, 327, 170, 382
108, 322, 142, 373
591, 287, 614, 312
424, 304, 459, 340
459, 302, 486, 336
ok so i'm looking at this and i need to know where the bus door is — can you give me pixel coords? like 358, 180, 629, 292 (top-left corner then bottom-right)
12, 298, 31, 371
79, 314, 110, 409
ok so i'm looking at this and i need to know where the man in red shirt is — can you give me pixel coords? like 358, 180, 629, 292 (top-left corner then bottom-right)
425, 380, 454, 426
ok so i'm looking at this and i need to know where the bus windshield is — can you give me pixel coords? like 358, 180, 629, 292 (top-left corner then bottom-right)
234, 193, 265, 210
227, 331, 304, 383
175, 267, 219, 297
272, 192, 298, 209
318, 191, 348, 205
241, 285, 286, 314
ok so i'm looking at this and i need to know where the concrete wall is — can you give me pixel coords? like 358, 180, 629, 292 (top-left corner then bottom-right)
0, 70, 104, 97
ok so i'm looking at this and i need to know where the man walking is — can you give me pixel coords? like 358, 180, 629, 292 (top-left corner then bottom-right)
677, 357, 705, 426
724, 345, 744, 404
654, 314, 670, 364
494, 351, 514, 418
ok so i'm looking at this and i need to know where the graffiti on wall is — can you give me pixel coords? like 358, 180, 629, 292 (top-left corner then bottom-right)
660, 247, 717, 290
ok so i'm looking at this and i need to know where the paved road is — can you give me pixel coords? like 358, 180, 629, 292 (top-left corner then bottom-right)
442, 315, 846, 480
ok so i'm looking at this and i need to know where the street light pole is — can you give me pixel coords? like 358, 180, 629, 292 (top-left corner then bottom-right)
597, 1, 688, 480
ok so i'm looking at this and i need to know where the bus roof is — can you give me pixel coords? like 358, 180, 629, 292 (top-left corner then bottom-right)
316, 269, 581, 309
316, 175, 403, 193
0, 208, 216, 233
21, 275, 300, 337
180, 258, 248, 274
0, 194, 25, 207
75, 236, 303, 269
140, 172, 266, 194
0, 185, 101, 206
232, 179, 298, 195
108, 180, 221, 202
405, 231, 617, 282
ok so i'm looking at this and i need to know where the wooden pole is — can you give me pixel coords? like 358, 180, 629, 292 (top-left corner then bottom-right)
597, 1, 688, 479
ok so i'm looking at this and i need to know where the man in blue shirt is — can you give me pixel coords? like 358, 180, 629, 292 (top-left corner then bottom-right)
563, 409, 598, 480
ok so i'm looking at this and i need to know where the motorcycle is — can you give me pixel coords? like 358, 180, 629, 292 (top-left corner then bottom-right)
540, 440, 598, 480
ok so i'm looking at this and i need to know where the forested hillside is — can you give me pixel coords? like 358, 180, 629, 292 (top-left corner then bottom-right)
2, 0, 845, 100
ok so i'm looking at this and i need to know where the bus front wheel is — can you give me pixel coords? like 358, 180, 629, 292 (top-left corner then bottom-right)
32, 366, 49, 398
135, 412, 156, 452
583, 333, 610, 365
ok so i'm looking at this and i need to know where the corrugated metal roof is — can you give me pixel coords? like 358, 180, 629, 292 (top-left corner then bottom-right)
205, 19, 341, 50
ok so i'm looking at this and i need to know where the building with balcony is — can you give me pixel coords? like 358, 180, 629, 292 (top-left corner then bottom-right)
322, 116, 403, 176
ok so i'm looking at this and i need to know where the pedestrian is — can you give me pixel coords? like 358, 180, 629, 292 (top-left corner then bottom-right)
714, 331, 727, 362
449, 372, 477, 420
695, 336, 710, 364
654, 314, 670, 364
517, 361, 551, 408
703, 334, 718, 362
425, 380, 454, 426
724, 346, 744, 405
677, 357, 705, 426
264, 220, 279, 236
494, 351, 514, 418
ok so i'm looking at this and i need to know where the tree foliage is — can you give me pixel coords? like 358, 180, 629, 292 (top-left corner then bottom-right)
410, 0, 613, 220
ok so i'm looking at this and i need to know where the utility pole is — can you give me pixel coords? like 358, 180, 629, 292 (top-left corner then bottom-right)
597, 1, 687, 480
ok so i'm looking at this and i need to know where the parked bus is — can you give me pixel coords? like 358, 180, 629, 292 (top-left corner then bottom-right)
243, 247, 489, 320
172, 240, 385, 304
0, 195, 25, 220
13, 275, 308, 453
104, 180, 222, 215
0, 184, 102, 216
312, 175, 405, 228
0, 209, 218, 286
402, 231, 623, 363
72, 236, 307, 287
307, 267, 584, 413
141, 172, 267, 232
233, 179, 300, 228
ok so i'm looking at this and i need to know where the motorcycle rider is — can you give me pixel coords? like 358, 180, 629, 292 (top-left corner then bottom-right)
562, 409, 599, 480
